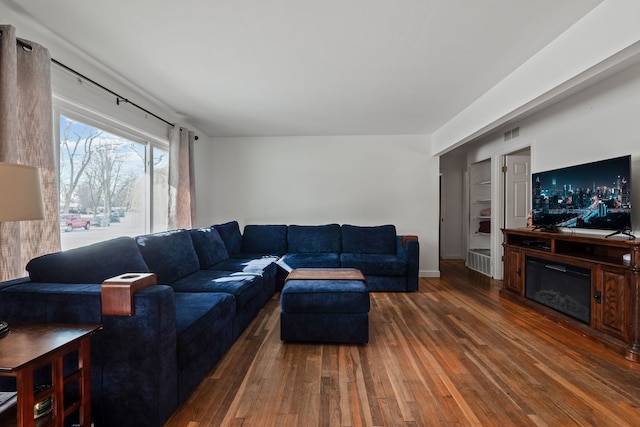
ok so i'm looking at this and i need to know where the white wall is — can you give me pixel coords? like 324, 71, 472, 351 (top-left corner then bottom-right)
432, 0, 640, 156
445, 58, 640, 279
1, 8, 180, 144
195, 135, 440, 277
468, 60, 640, 217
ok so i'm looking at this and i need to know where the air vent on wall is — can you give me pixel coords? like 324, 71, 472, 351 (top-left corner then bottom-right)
503, 126, 520, 141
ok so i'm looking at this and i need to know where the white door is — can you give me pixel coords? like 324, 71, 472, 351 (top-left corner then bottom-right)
505, 154, 530, 229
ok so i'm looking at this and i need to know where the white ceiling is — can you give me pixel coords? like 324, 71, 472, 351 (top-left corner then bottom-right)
2, 0, 602, 138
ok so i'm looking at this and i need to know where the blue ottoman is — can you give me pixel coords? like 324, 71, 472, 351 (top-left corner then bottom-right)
280, 269, 370, 343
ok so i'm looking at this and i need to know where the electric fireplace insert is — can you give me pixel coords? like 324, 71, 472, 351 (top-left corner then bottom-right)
525, 255, 591, 324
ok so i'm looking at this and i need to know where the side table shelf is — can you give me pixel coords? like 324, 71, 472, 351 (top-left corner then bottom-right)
0, 323, 101, 427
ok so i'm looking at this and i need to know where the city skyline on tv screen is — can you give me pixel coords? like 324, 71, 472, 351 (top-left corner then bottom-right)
531, 155, 631, 231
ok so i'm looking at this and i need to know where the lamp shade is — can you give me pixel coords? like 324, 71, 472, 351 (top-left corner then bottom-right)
0, 162, 45, 221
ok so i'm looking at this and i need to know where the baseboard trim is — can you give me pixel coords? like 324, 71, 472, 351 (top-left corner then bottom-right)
419, 270, 440, 278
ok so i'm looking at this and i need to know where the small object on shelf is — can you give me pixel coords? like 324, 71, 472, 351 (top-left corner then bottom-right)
478, 221, 491, 234
479, 207, 491, 216
33, 385, 52, 419
0, 391, 17, 408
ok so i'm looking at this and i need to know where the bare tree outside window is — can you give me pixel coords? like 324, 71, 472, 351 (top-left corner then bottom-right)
59, 119, 102, 214
59, 115, 169, 249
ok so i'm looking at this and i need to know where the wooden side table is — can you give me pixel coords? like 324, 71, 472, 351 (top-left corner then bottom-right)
0, 323, 101, 427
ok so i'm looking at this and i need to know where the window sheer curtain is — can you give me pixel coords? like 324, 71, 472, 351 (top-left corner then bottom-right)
168, 126, 196, 230
0, 25, 60, 281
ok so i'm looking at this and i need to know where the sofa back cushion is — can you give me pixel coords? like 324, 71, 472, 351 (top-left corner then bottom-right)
341, 224, 397, 254
213, 221, 242, 256
188, 227, 229, 269
26, 236, 150, 284
288, 224, 341, 253
136, 229, 200, 284
241, 224, 288, 255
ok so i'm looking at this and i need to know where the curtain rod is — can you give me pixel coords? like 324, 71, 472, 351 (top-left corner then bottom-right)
13, 36, 175, 128
14, 37, 205, 139
50, 58, 176, 128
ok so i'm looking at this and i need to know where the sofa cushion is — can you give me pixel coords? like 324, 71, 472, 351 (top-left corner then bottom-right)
340, 253, 407, 276
210, 256, 278, 276
241, 224, 288, 255
171, 270, 263, 307
172, 290, 235, 402
26, 237, 150, 284
280, 253, 340, 269
213, 221, 242, 255
174, 291, 235, 348
188, 227, 229, 269
287, 224, 341, 253
281, 279, 370, 314
341, 224, 397, 254
136, 230, 200, 284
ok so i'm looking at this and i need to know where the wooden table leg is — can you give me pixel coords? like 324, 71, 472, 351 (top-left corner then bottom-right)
16, 366, 35, 427
53, 356, 64, 427
79, 337, 92, 426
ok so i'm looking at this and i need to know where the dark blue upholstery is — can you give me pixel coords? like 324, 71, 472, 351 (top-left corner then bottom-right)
280, 312, 369, 343
280, 252, 340, 269
172, 270, 265, 339
287, 224, 341, 253
26, 236, 150, 283
0, 221, 417, 426
341, 224, 397, 254
0, 283, 179, 427
174, 291, 235, 401
339, 253, 407, 276
172, 270, 262, 307
213, 221, 243, 255
136, 229, 200, 284
365, 275, 409, 292
281, 279, 370, 313
241, 224, 288, 255
280, 277, 370, 344
209, 255, 279, 307
189, 227, 229, 268
398, 237, 420, 292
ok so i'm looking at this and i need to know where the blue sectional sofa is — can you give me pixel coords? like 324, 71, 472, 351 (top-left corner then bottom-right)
0, 222, 418, 427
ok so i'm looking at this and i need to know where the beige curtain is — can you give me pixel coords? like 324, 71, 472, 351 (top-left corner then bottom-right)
168, 126, 196, 229
0, 25, 60, 281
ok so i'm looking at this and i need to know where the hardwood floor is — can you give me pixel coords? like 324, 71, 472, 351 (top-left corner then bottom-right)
165, 260, 640, 426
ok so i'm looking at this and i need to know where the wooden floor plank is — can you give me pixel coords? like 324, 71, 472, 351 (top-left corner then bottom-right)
164, 260, 640, 427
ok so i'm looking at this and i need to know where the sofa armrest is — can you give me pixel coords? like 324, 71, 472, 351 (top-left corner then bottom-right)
101, 272, 157, 316
0, 282, 179, 427
397, 236, 420, 291
401, 235, 418, 247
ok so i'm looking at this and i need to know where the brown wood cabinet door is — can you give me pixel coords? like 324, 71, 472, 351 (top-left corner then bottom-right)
504, 247, 523, 295
598, 266, 631, 341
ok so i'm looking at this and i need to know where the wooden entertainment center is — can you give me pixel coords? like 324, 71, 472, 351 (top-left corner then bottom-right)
502, 228, 640, 362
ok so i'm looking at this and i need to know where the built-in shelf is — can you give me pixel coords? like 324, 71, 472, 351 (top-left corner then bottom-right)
468, 159, 492, 277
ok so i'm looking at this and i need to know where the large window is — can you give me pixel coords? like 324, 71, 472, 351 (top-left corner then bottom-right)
58, 114, 169, 250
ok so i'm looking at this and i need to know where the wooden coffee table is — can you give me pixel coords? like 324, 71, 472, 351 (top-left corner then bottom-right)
0, 322, 101, 427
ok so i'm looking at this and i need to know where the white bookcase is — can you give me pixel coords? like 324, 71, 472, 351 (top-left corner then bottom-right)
467, 159, 492, 276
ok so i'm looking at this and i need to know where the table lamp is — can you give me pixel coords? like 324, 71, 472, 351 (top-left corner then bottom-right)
0, 162, 45, 336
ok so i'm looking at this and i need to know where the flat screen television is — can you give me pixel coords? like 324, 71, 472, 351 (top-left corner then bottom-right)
531, 155, 632, 234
